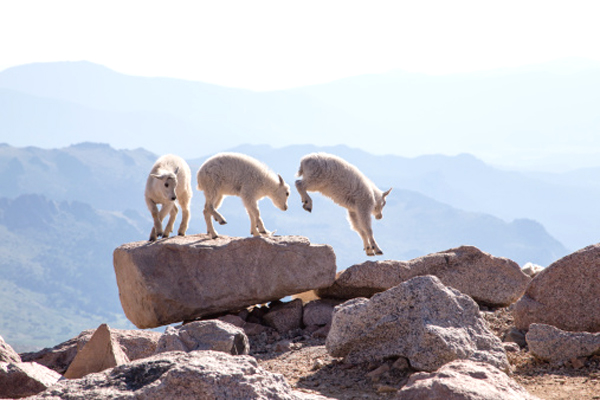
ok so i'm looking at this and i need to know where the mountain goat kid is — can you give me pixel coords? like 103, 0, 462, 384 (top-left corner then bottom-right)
295, 153, 392, 256
196, 152, 290, 238
145, 154, 192, 241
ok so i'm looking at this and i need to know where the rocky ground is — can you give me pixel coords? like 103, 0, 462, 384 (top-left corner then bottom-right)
249, 307, 600, 400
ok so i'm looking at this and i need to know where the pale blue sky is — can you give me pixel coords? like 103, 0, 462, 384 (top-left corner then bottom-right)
2, 0, 600, 90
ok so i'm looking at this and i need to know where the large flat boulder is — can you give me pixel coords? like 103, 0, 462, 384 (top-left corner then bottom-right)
114, 235, 336, 329
513, 243, 600, 332
317, 245, 529, 307
326, 275, 509, 372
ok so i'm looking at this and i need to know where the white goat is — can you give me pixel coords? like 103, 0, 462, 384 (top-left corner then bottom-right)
295, 152, 391, 256
145, 154, 192, 241
196, 152, 290, 238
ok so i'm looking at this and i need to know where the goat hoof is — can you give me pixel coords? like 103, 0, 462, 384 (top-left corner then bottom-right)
218, 220, 227, 225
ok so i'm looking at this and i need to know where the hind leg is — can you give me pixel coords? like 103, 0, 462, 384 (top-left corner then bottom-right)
177, 198, 191, 236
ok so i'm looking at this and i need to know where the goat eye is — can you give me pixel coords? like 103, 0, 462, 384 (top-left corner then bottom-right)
286, 191, 290, 196
164, 183, 169, 188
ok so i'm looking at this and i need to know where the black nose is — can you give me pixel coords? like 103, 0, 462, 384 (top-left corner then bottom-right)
171, 196, 177, 201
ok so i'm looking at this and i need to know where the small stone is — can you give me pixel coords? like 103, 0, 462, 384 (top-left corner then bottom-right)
218, 314, 245, 327
242, 322, 267, 336
503, 342, 521, 353
312, 359, 327, 371
366, 363, 390, 381
392, 357, 410, 370
274, 340, 291, 353
504, 327, 527, 348
376, 384, 398, 393
570, 357, 586, 369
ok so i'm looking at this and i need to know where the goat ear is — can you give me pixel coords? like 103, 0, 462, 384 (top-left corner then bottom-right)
151, 173, 165, 180
174, 167, 180, 175
383, 188, 392, 198
278, 174, 285, 186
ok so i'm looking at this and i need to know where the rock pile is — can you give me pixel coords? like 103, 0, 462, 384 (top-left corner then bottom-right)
5, 238, 600, 399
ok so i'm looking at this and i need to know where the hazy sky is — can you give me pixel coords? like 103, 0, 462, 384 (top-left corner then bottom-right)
2, 0, 600, 91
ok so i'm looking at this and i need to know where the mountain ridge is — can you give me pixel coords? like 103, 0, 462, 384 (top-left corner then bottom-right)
2, 60, 600, 167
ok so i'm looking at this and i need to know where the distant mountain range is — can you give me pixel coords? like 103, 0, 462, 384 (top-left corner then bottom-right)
1, 60, 600, 169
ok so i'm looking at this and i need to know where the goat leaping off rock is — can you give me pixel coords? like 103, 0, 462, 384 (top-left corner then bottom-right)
295, 152, 391, 256
145, 154, 193, 241
196, 152, 291, 239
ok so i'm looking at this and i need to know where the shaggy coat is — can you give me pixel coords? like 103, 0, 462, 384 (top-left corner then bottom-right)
145, 154, 193, 241
197, 152, 290, 238
295, 152, 391, 256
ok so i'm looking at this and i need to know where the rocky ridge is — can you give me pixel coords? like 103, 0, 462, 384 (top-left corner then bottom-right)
1, 236, 600, 399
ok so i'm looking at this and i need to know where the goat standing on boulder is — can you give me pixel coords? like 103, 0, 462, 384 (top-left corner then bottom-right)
196, 152, 290, 238
145, 154, 192, 241
295, 152, 391, 256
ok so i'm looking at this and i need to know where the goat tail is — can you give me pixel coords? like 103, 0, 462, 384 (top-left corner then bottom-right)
297, 164, 304, 178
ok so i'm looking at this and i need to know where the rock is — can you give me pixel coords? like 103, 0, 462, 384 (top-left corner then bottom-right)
522, 262, 544, 278
21, 327, 161, 374
303, 299, 338, 327
154, 320, 249, 356
263, 299, 304, 333
396, 359, 540, 400
513, 243, 600, 331
311, 324, 331, 339
502, 342, 521, 353
31, 350, 333, 399
317, 245, 529, 307
0, 361, 62, 399
326, 275, 509, 372
503, 327, 527, 348
526, 323, 600, 364
218, 314, 246, 327
392, 357, 410, 371
242, 322, 268, 336
64, 323, 130, 379
0, 334, 20, 363
114, 234, 336, 329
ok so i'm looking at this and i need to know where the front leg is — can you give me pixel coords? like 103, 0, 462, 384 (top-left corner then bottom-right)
148, 201, 163, 241
295, 180, 313, 212
243, 198, 263, 237
163, 203, 178, 237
